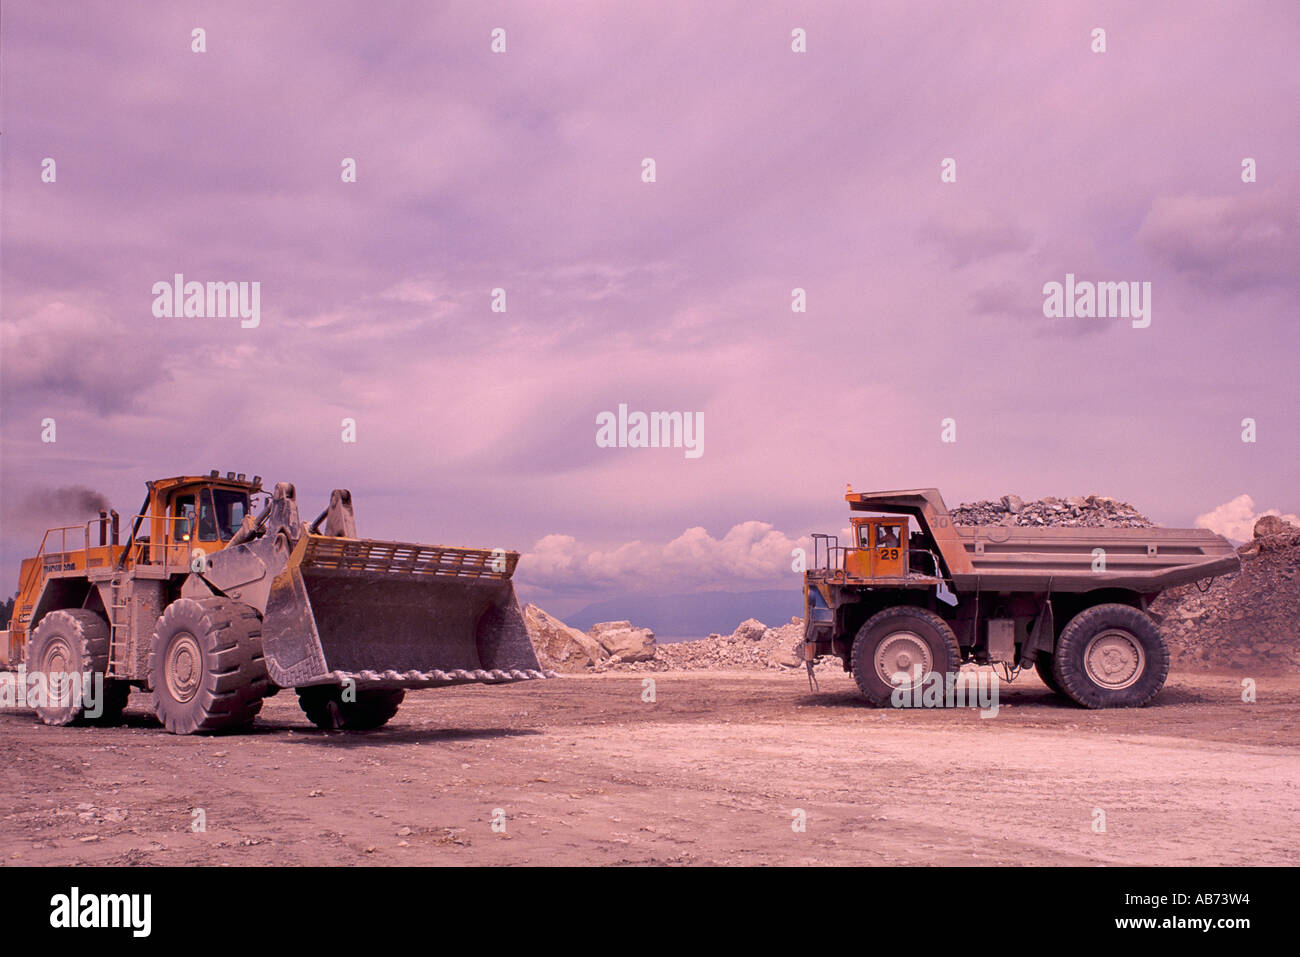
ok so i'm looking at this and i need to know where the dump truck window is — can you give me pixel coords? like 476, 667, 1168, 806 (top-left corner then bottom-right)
876, 524, 901, 548
857, 525, 871, 547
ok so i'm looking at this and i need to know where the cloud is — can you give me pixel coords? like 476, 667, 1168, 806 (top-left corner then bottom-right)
0, 300, 175, 415
1138, 188, 1300, 292
1194, 495, 1299, 543
917, 212, 1030, 268
2, 1, 1297, 600
518, 521, 811, 599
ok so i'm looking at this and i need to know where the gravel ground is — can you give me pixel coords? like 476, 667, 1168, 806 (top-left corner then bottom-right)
2, 669, 1296, 866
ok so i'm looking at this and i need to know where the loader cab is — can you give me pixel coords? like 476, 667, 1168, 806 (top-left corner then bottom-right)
847, 517, 909, 579
141, 473, 260, 568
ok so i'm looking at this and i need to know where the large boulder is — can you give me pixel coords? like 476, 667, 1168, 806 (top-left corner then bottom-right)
523, 605, 608, 671
589, 620, 657, 662
766, 618, 806, 668
1254, 514, 1297, 539
730, 618, 769, 642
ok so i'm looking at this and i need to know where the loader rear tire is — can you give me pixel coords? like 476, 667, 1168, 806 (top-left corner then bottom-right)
27, 609, 111, 727
149, 598, 269, 734
1052, 603, 1168, 709
296, 686, 405, 731
850, 606, 961, 707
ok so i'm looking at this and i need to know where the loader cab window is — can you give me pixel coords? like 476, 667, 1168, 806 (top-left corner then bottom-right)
199, 487, 250, 541
172, 495, 196, 542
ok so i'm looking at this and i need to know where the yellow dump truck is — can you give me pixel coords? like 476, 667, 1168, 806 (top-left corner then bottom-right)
802, 487, 1240, 708
1, 472, 548, 733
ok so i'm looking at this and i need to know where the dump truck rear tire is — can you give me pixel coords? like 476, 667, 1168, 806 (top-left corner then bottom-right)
296, 686, 405, 730
27, 609, 111, 726
850, 606, 961, 707
149, 597, 269, 734
1052, 603, 1168, 708
1034, 653, 1064, 694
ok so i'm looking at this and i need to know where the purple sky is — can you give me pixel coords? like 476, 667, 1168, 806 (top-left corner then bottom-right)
2, 1, 1297, 614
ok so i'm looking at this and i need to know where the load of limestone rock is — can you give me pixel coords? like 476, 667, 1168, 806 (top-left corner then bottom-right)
950, 493, 1155, 528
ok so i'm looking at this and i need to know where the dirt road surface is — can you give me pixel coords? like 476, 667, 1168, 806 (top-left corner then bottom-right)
2, 669, 1296, 866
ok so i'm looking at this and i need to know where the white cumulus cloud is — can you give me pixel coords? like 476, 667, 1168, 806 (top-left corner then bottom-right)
518, 521, 812, 598
1194, 494, 1298, 543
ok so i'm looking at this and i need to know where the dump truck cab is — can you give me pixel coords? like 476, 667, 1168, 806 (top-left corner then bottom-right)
846, 516, 908, 579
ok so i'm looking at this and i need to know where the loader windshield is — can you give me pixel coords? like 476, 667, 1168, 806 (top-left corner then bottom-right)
198, 488, 250, 541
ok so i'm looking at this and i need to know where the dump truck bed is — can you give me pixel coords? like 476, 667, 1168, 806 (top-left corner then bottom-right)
842, 487, 1240, 593
948, 524, 1240, 592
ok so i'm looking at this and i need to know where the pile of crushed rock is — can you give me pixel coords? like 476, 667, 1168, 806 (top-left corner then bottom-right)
629, 618, 807, 672
1154, 516, 1300, 674
524, 605, 807, 673
949, 493, 1155, 528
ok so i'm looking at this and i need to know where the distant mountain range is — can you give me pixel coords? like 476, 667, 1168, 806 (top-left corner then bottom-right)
565, 589, 802, 642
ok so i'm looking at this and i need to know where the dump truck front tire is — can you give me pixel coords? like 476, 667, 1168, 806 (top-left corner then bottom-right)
1053, 603, 1168, 708
850, 606, 961, 707
149, 598, 269, 734
296, 686, 405, 730
28, 609, 111, 726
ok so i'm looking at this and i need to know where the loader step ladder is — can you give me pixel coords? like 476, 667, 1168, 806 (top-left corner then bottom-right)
106, 574, 129, 678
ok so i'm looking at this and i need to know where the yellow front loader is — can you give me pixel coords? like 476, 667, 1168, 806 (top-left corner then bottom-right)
1, 472, 548, 734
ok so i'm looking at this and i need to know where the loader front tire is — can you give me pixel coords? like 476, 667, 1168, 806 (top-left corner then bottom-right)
28, 609, 111, 727
149, 598, 269, 734
296, 686, 405, 731
850, 606, 961, 707
1052, 603, 1168, 708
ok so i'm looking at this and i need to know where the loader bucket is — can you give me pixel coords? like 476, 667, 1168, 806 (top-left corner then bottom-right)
259, 534, 549, 690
